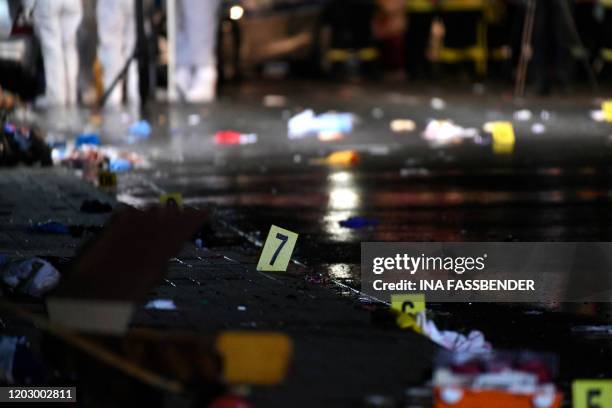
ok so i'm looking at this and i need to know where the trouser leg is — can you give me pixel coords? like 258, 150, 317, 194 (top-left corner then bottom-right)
60, 0, 83, 106
34, 0, 66, 105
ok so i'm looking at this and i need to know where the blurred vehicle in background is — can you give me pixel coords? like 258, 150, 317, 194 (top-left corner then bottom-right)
217, 0, 331, 81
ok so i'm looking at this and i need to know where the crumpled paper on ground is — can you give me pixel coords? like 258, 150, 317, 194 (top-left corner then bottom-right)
1, 257, 61, 297
422, 120, 478, 147
401, 311, 492, 353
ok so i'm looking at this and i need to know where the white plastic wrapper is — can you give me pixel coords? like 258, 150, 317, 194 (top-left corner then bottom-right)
422, 120, 478, 147
288, 109, 356, 139
1, 258, 60, 297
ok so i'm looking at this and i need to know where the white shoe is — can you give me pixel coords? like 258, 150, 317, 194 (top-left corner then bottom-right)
186, 66, 217, 103
175, 67, 192, 99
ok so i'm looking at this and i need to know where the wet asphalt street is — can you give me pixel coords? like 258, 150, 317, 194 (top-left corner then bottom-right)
109, 81, 612, 258
33, 79, 612, 401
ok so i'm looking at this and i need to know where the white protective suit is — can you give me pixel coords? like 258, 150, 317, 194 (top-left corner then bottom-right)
176, 0, 221, 102
31, 0, 83, 106
97, 0, 139, 106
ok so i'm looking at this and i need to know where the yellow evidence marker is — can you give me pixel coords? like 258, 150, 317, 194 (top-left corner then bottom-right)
391, 293, 426, 315
573, 380, 612, 408
160, 193, 183, 208
256, 225, 298, 272
391, 293, 426, 332
603, 100, 612, 123
485, 121, 515, 154
98, 171, 117, 188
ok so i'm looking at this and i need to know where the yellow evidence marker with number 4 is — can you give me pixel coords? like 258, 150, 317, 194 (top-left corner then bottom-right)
256, 225, 298, 272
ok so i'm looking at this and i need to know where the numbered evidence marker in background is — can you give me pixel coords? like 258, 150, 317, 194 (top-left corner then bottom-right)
391, 294, 426, 315
603, 101, 612, 123
98, 171, 117, 188
485, 121, 515, 154
160, 193, 184, 208
256, 225, 298, 272
391, 294, 426, 331
573, 380, 612, 408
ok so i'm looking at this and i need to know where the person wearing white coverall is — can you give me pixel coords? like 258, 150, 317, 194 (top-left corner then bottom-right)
27, 0, 83, 107
97, 0, 139, 106
175, 0, 221, 102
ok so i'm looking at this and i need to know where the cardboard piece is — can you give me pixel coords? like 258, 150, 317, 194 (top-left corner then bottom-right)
47, 298, 134, 335
49, 207, 209, 332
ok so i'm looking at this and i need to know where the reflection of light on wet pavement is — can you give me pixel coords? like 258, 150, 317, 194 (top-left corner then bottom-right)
537, 167, 563, 176
324, 210, 356, 241
538, 190, 565, 203
329, 171, 352, 184
328, 171, 359, 210
577, 190, 601, 201
328, 170, 359, 211
329, 188, 359, 210
116, 193, 153, 207
325, 171, 361, 240
327, 263, 353, 279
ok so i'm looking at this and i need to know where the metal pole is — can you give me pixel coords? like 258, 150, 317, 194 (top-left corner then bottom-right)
515, 0, 536, 98
167, 0, 178, 102
99, 50, 136, 108
135, 0, 150, 104
558, 0, 598, 93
